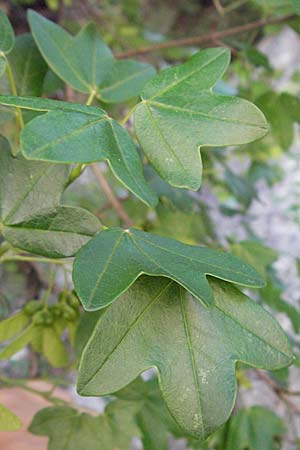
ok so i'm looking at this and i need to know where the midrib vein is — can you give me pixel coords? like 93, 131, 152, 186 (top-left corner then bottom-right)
39, 28, 91, 91
4, 224, 94, 237
133, 233, 257, 281
215, 303, 291, 361
31, 116, 107, 156
143, 103, 187, 171
180, 289, 205, 436
82, 281, 172, 390
148, 100, 268, 129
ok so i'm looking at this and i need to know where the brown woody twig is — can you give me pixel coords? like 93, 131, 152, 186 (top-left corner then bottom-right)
115, 14, 295, 59
91, 163, 133, 227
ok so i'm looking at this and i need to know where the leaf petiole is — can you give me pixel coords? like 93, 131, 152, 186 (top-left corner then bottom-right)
120, 104, 138, 126
0, 255, 71, 266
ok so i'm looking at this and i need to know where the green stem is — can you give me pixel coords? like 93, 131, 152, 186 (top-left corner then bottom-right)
86, 90, 97, 106
120, 104, 138, 126
0, 255, 70, 266
0, 375, 70, 406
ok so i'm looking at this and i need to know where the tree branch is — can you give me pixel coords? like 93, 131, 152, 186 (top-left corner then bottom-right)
91, 163, 133, 227
255, 370, 300, 415
115, 14, 295, 59
255, 370, 300, 397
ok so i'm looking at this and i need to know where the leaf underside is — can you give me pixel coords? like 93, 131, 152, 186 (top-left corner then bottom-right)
77, 276, 292, 439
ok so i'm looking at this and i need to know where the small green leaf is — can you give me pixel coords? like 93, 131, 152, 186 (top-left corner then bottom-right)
224, 168, 257, 207
28, 11, 113, 93
135, 47, 268, 190
0, 404, 22, 431
73, 227, 264, 310
100, 59, 156, 103
0, 96, 157, 208
256, 91, 300, 150
3, 206, 101, 258
230, 241, 277, 277
0, 311, 30, 342
41, 326, 68, 368
77, 277, 292, 439
0, 10, 15, 54
0, 138, 100, 257
245, 46, 272, 71
260, 275, 300, 333
8, 33, 48, 96
0, 135, 68, 223
225, 406, 286, 450
29, 401, 140, 450
0, 323, 35, 359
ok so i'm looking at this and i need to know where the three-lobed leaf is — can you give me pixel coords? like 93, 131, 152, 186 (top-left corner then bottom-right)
0, 137, 101, 257
134, 48, 268, 190
28, 10, 155, 101
73, 227, 264, 310
29, 401, 140, 450
77, 276, 292, 439
0, 95, 157, 208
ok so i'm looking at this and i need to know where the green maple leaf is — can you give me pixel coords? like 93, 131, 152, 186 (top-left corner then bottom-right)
28, 10, 155, 101
0, 96, 157, 207
29, 401, 140, 450
134, 47, 268, 190
0, 136, 100, 257
224, 406, 286, 450
73, 227, 264, 310
77, 277, 292, 439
